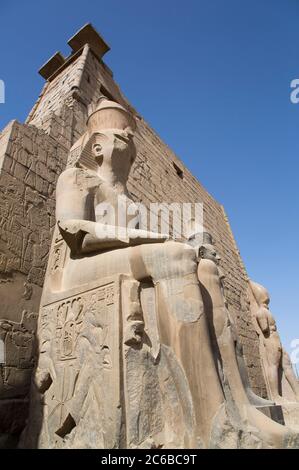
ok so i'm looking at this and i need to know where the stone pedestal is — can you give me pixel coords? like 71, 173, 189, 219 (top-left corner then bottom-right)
23, 274, 198, 449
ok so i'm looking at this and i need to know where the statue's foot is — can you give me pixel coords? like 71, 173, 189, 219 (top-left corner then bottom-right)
210, 403, 299, 448
246, 389, 275, 407
241, 403, 295, 448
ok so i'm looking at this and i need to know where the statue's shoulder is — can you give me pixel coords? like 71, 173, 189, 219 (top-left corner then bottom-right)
57, 167, 102, 190
58, 167, 85, 183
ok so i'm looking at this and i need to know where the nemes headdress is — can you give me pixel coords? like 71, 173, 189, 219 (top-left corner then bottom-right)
87, 96, 136, 133
67, 96, 136, 170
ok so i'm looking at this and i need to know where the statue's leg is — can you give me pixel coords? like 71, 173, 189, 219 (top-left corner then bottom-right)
130, 241, 204, 321
129, 242, 225, 446
264, 342, 283, 402
61, 248, 132, 291
268, 364, 283, 402
227, 318, 274, 406
215, 319, 294, 447
235, 340, 275, 406
282, 353, 299, 401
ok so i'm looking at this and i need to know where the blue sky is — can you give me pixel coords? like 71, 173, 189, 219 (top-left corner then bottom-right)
0, 0, 298, 360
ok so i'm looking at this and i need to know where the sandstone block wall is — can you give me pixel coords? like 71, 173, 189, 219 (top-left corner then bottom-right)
0, 120, 68, 312
0, 120, 68, 435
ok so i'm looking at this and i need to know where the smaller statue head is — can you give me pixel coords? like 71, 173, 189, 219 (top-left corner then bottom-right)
199, 232, 221, 265
250, 281, 270, 309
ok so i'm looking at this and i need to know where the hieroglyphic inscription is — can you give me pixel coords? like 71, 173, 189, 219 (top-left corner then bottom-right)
35, 277, 121, 447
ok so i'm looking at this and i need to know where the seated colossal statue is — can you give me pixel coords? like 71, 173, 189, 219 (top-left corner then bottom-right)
21, 98, 299, 449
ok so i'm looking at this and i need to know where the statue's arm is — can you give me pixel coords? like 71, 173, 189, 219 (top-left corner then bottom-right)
282, 350, 299, 394
56, 168, 99, 254
59, 218, 169, 255
56, 170, 168, 255
81, 227, 169, 254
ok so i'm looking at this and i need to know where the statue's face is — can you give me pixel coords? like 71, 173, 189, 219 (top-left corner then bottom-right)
91, 129, 136, 180
250, 281, 270, 308
200, 244, 221, 265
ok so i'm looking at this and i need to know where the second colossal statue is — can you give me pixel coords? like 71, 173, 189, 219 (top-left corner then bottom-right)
250, 281, 299, 404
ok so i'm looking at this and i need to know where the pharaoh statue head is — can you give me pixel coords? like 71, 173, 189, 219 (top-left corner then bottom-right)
71, 96, 137, 183
199, 232, 221, 265
250, 281, 278, 335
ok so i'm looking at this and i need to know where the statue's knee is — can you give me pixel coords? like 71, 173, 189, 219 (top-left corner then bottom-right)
163, 241, 197, 273
136, 242, 197, 281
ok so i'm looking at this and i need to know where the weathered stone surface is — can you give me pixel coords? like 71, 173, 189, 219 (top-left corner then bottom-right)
281, 404, 299, 428
25, 35, 264, 398
0, 120, 68, 438
68, 23, 110, 60
39, 52, 65, 81
20, 96, 299, 449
